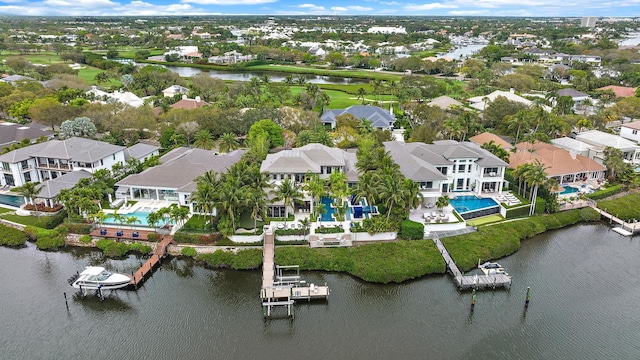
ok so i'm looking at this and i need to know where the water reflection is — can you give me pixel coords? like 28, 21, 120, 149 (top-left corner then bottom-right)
72, 292, 135, 313
162, 66, 370, 84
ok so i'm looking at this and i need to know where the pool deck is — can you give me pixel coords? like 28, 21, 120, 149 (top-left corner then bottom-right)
89, 227, 160, 241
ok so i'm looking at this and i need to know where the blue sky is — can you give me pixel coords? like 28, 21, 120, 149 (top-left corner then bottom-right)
0, 0, 639, 17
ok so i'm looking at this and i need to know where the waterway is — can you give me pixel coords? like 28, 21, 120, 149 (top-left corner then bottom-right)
162, 65, 370, 84
1, 223, 639, 359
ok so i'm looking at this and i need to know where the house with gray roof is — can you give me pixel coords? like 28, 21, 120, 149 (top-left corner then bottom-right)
384, 140, 508, 203
320, 105, 395, 130
555, 88, 591, 111
0, 121, 55, 149
427, 96, 463, 110
36, 170, 92, 207
0, 137, 125, 188
124, 143, 160, 162
115, 148, 244, 210
260, 143, 358, 217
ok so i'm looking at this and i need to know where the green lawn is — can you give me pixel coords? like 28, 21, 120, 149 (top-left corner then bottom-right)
238, 211, 265, 230
0, 52, 64, 64
247, 64, 403, 82
288, 86, 396, 109
0, 207, 14, 214
597, 193, 640, 221
1, 213, 42, 226
466, 214, 504, 226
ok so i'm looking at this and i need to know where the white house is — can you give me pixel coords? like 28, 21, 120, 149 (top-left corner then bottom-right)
162, 85, 190, 98
367, 27, 407, 34
0, 137, 126, 188
619, 121, 640, 143
575, 130, 640, 164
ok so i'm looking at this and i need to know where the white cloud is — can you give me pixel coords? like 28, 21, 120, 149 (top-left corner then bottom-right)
404, 2, 457, 10
448, 9, 489, 15
330, 5, 373, 11
297, 3, 325, 11
0, 0, 221, 15
181, 0, 276, 4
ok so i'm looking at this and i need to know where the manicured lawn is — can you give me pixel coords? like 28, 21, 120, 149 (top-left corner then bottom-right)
288, 86, 393, 109
237, 211, 265, 230
466, 214, 504, 226
248, 64, 403, 81
1, 213, 42, 226
0, 52, 64, 64
182, 214, 212, 232
0, 207, 13, 214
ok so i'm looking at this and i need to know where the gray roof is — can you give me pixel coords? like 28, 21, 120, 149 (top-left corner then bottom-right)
321, 105, 395, 129
124, 143, 159, 160
260, 143, 349, 174
428, 96, 463, 110
38, 170, 92, 199
556, 89, 589, 99
0, 75, 35, 83
0, 121, 54, 148
551, 137, 595, 152
30, 137, 125, 163
116, 148, 244, 192
384, 140, 507, 181
0, 141, 58, 163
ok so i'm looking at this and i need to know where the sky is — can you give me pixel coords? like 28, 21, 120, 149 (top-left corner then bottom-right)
0, 0, 639, 17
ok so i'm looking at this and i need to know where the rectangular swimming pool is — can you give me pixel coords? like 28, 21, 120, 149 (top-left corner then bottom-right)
0, 194, 25, 208
450, 195, 499, 214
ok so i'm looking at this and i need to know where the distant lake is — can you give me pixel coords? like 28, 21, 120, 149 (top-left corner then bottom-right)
162, 65, 370, 84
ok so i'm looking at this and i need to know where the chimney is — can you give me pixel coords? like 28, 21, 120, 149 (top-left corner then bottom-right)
389, 103, 393, 115
195, 96, 201, 102
182, 95, 187, 100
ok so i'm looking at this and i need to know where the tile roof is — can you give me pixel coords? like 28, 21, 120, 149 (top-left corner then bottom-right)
30, 137, 125, 163
170, 98, 210, 110
0, 121, 54, 148
469, 132, 512, 150
428, 96, 463, 110
621, 120, 640, 131
38, 170, 92, 199
597, 85, 636, 98
509, 142, 605, 177
260, 143, 355, 175
124, 143, 160, 160
556, 88, 589, 99
468, 90, 552, 112
576, 130, 640, 150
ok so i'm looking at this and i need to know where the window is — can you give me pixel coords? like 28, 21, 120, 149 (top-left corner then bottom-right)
4, 174, 15, 186
2, 162, 9, 172
100, 159, 104, 166
325, 167, 332, 175
456, 178, 464, 189
113, 154, 116, 160
24, 172, 31, 182
458, 164, 465, 172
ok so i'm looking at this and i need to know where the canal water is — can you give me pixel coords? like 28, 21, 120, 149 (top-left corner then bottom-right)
1, 223, 639, 359
162, 65, 370, 84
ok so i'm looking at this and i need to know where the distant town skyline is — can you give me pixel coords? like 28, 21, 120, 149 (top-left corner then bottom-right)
0, 0, 638, 18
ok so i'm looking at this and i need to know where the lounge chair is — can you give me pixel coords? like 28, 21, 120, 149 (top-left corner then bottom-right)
100, 229, 107, 236
132, 231, 139, 238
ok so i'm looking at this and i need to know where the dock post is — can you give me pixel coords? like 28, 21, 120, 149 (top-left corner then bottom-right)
470, 289, 476, 311
79, 284, 84, 297
64, 292, 69, 310
98, 285, 104, 301
525, 287, 531, 308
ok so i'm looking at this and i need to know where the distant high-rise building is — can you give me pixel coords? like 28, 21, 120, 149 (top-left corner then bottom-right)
581, 17, 597, 28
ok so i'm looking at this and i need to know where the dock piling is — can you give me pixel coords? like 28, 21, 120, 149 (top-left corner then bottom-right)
64, 292, 69, 310
525, 287, 531, 308
471, 289, 476, 311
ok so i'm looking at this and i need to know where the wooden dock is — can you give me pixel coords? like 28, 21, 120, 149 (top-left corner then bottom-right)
261, 228, 329, 317
432, 233, 511, 290
129, 235, 174, 288
591, 205, 640, 236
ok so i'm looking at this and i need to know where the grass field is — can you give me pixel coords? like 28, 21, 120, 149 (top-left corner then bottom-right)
289, 86, 397, 109
466, 214, 504, 226
1, 213, 42, 226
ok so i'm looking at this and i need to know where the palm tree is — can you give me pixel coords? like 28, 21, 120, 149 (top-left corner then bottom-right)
271, 177, 304, 229
218, 133, 239, 153
193, 130, 215, 150
435, 195, 450, 214
357, 87, 367, 104
146, 211, 161, 231
303, 172, 325, 217
284, 75, 294, 87
12, 182, 43, 217
522, 159, 549, 216
125, 216, 141, 230
404, 179, 423, 211
192, 170, 218, 229
246, 187, 267, 234
111, 211, 124, 231
217, 181, 244, 232
376, 173, 407, 223
300, 217, 311, 239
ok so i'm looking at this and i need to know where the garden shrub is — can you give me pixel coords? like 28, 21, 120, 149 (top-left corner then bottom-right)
181, 246, 197, 257
587, 184, 624, 200
315, 225, 344, 234
66, 222, 93, 234
147, 233, 161, 242
79, 235, 92, 244
0, 224, 27, 247
399, 220, 424, 240
127, 243, 152, 254
103, 242, 129, 257
35, 235, 65, 250
197, 248, 262, 269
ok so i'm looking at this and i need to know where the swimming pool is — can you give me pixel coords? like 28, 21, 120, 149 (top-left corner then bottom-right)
0, 193, 25, 208
557, 186, 580, 195
319, 197, 336, 222
104, 210, 155, 227
346, 198, 378, 220
450, 196, 499, 214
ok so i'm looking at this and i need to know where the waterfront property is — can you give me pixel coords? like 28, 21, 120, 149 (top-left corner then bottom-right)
320, 105, 396, 130
450, 195, 500, 220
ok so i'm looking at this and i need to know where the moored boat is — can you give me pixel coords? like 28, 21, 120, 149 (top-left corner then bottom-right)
69, 266, 131, 290
478, 261, 507, 276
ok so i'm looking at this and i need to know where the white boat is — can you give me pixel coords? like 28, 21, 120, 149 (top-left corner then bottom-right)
479, 261, 507, 276
69, 266, 131, 290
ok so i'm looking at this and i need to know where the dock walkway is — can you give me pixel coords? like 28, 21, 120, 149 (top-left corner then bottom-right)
130, 235, 174, 287
260, 228, 329, 317
591, 205, 640, 236
432, 233, 511, 290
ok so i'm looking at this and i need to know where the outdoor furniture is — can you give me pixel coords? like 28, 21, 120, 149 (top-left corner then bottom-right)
132, 231, 139, 238
116, 230, 123, 237
100, 229, 107, 236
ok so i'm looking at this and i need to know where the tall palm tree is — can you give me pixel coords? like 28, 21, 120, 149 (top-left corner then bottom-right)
218, 133, 239, 153
125, 216, 141, 230
357, 87, 367, 104
146, 211, 161, 231
404, 179, 424, 211
271, 177, 304, 229
303, 172, 325, 217
246, 187, 267, 234
217, 181, 244, 232
12, 182, 43, 217
193, 170, 218, 228
376, 173, 407, 223
193, 130, 215, 150
522, 159, 549, 216
435, 195, 450, 213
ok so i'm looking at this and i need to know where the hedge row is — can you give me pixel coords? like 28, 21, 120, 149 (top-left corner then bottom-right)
24, 225, 66, 250
95, 239, 152, 257
442, 208, 601, 272
399, 220, 424, 240
275, 240, 445, 283
173, 232, 223, 245
197, 248, 263, 270
587, 184, 624, 200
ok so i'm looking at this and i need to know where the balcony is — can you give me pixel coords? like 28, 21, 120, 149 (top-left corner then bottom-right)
37, 163, 72, 171
483, 172, 498, 177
